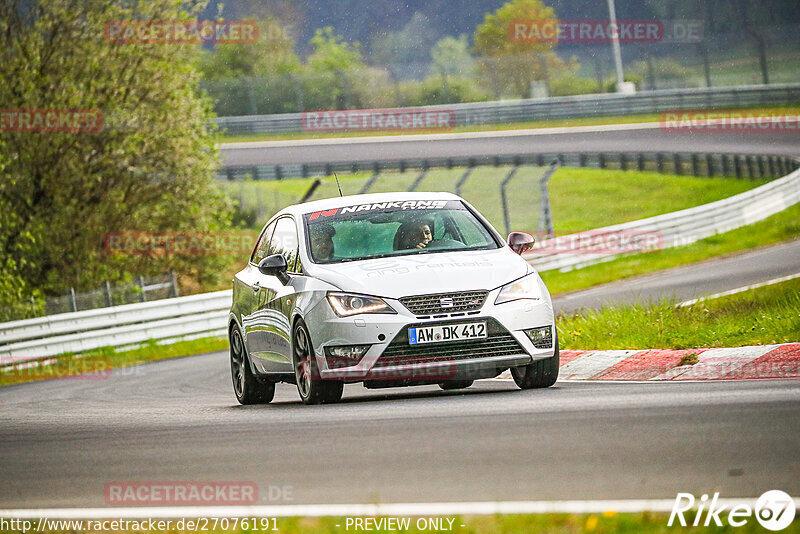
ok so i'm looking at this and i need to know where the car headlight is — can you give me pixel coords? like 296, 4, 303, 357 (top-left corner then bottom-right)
495, 273, 543, 305
326, 292, 397, 317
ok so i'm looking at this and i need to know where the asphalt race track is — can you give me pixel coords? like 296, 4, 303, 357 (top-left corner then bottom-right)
552, 239, 800, 314
2, 125, 798, 512
1, 354, 799, 508
220, 123, 800, 167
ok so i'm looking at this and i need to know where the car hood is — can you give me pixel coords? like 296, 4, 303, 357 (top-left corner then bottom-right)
305, 248, 530, 299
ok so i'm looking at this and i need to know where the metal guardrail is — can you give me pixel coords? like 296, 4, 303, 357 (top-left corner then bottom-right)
213, 83, 800, 135
526, 165, 800, 271
0, 291, 231, 365
219, 151, 799, 182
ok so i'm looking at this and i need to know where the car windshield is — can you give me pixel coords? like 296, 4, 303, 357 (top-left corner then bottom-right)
304, 199, 500, 264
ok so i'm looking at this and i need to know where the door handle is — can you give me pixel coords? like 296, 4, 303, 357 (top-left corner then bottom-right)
253, 281, 261, 294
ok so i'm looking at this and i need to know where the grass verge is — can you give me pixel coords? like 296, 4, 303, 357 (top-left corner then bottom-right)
0, 336, 228, 387
226, 168, 766, 237
216, 105, 800, 143
541, 202, 800, 296
556, 278, 800, 350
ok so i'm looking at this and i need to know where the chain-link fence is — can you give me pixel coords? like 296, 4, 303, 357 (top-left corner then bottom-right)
20, 272, 180, 320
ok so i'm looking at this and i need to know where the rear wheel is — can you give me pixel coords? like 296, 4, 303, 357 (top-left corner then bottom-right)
292, 320, 344, 405
438, 380, 474, 390
230, 326, 275, 404
511, 332, 559, 389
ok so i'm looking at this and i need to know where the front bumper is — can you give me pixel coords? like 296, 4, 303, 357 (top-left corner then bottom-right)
304, 288, 556, 382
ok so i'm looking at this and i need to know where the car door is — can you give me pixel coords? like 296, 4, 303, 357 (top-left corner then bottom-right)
236, 219, 275, 373
244, 216, 300, 373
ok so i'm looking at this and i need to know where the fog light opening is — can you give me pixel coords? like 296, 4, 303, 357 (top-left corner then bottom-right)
524, 326, 553, 349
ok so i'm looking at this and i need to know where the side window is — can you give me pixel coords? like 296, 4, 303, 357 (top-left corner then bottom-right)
270, 217, 300, 272
251, 221, 276, 265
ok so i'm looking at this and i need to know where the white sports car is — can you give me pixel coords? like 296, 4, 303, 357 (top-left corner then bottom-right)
228, 192, 558, 404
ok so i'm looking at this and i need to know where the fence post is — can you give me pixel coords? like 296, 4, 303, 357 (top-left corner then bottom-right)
169, 270, 179, 298
138, 276, 146, 302
455, 167, 474, 196
358, 172, 380, 195
69, 288, 77, 312
499, 166, 520, 236
104, 281, 113, 307
408, 168, 428, 192
537, 160, 559, 240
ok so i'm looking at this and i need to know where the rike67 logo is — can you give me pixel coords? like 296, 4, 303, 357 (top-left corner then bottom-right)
669, 490, 796, 531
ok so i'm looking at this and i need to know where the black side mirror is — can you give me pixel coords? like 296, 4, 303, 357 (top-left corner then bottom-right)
507, 232, 535, 255
258, 254, 290, 285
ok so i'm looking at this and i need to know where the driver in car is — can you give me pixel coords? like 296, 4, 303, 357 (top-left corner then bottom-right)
310, 223, 336, 261
395, 220, 433, 250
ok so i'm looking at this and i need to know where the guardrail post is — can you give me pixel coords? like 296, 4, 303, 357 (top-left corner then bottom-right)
499, 166, 520, 236
656, 153, 664, 173
599, 153, 606, 169
455, 167, 474, 196
746, 156, 755, 179
537, 160, 559, 240
619, 153, 627, 171
69, 288, 77, 312
705, 154, 714, 177
169, 270, 179, 298
757, 156, 766, 179
104, 281, 113, 307
138, 276, 146, 302
768, 156, 776, 178
691, 154, 700, 177
637, 153, 645, 171
673, 153, 682, 176
735, 156, 743, 178
722, 155, 730, 177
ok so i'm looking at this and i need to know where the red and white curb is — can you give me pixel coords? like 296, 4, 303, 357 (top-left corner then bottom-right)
496, 343, 800, 381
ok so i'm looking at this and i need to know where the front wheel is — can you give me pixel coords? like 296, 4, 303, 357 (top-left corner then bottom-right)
230, 326, 275, 404
511, 332, 559, 389
292, 320, 344, 405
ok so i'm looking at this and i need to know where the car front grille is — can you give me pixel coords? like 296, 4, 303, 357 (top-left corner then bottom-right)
399, 290, 488, 316
374, 318, 525, 368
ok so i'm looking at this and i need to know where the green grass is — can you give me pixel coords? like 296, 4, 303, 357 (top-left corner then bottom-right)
557, 277, 800, 350
226, 167, 766, 237
0, 336, 228, 387
216, 105, 800, 143
5, 513, 797, 533
541, 202, 800, 296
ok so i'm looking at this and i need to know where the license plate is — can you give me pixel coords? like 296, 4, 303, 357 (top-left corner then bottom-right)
409, 322, 487, 345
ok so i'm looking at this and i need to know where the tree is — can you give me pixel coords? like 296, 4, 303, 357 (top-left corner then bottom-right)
304, 27, 393, 109
430, 35, 475, 78
0, 0, 233, 313
196, 16, 300, 80
473, 0, 572, 98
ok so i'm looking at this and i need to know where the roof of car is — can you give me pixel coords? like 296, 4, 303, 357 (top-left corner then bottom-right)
277, 191, 464, 218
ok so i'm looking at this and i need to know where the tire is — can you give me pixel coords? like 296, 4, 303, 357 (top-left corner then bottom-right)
511, 332, 559, 389
230, 325, 275, 404
292, 320, 344, 405
438, 380, 474, 390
